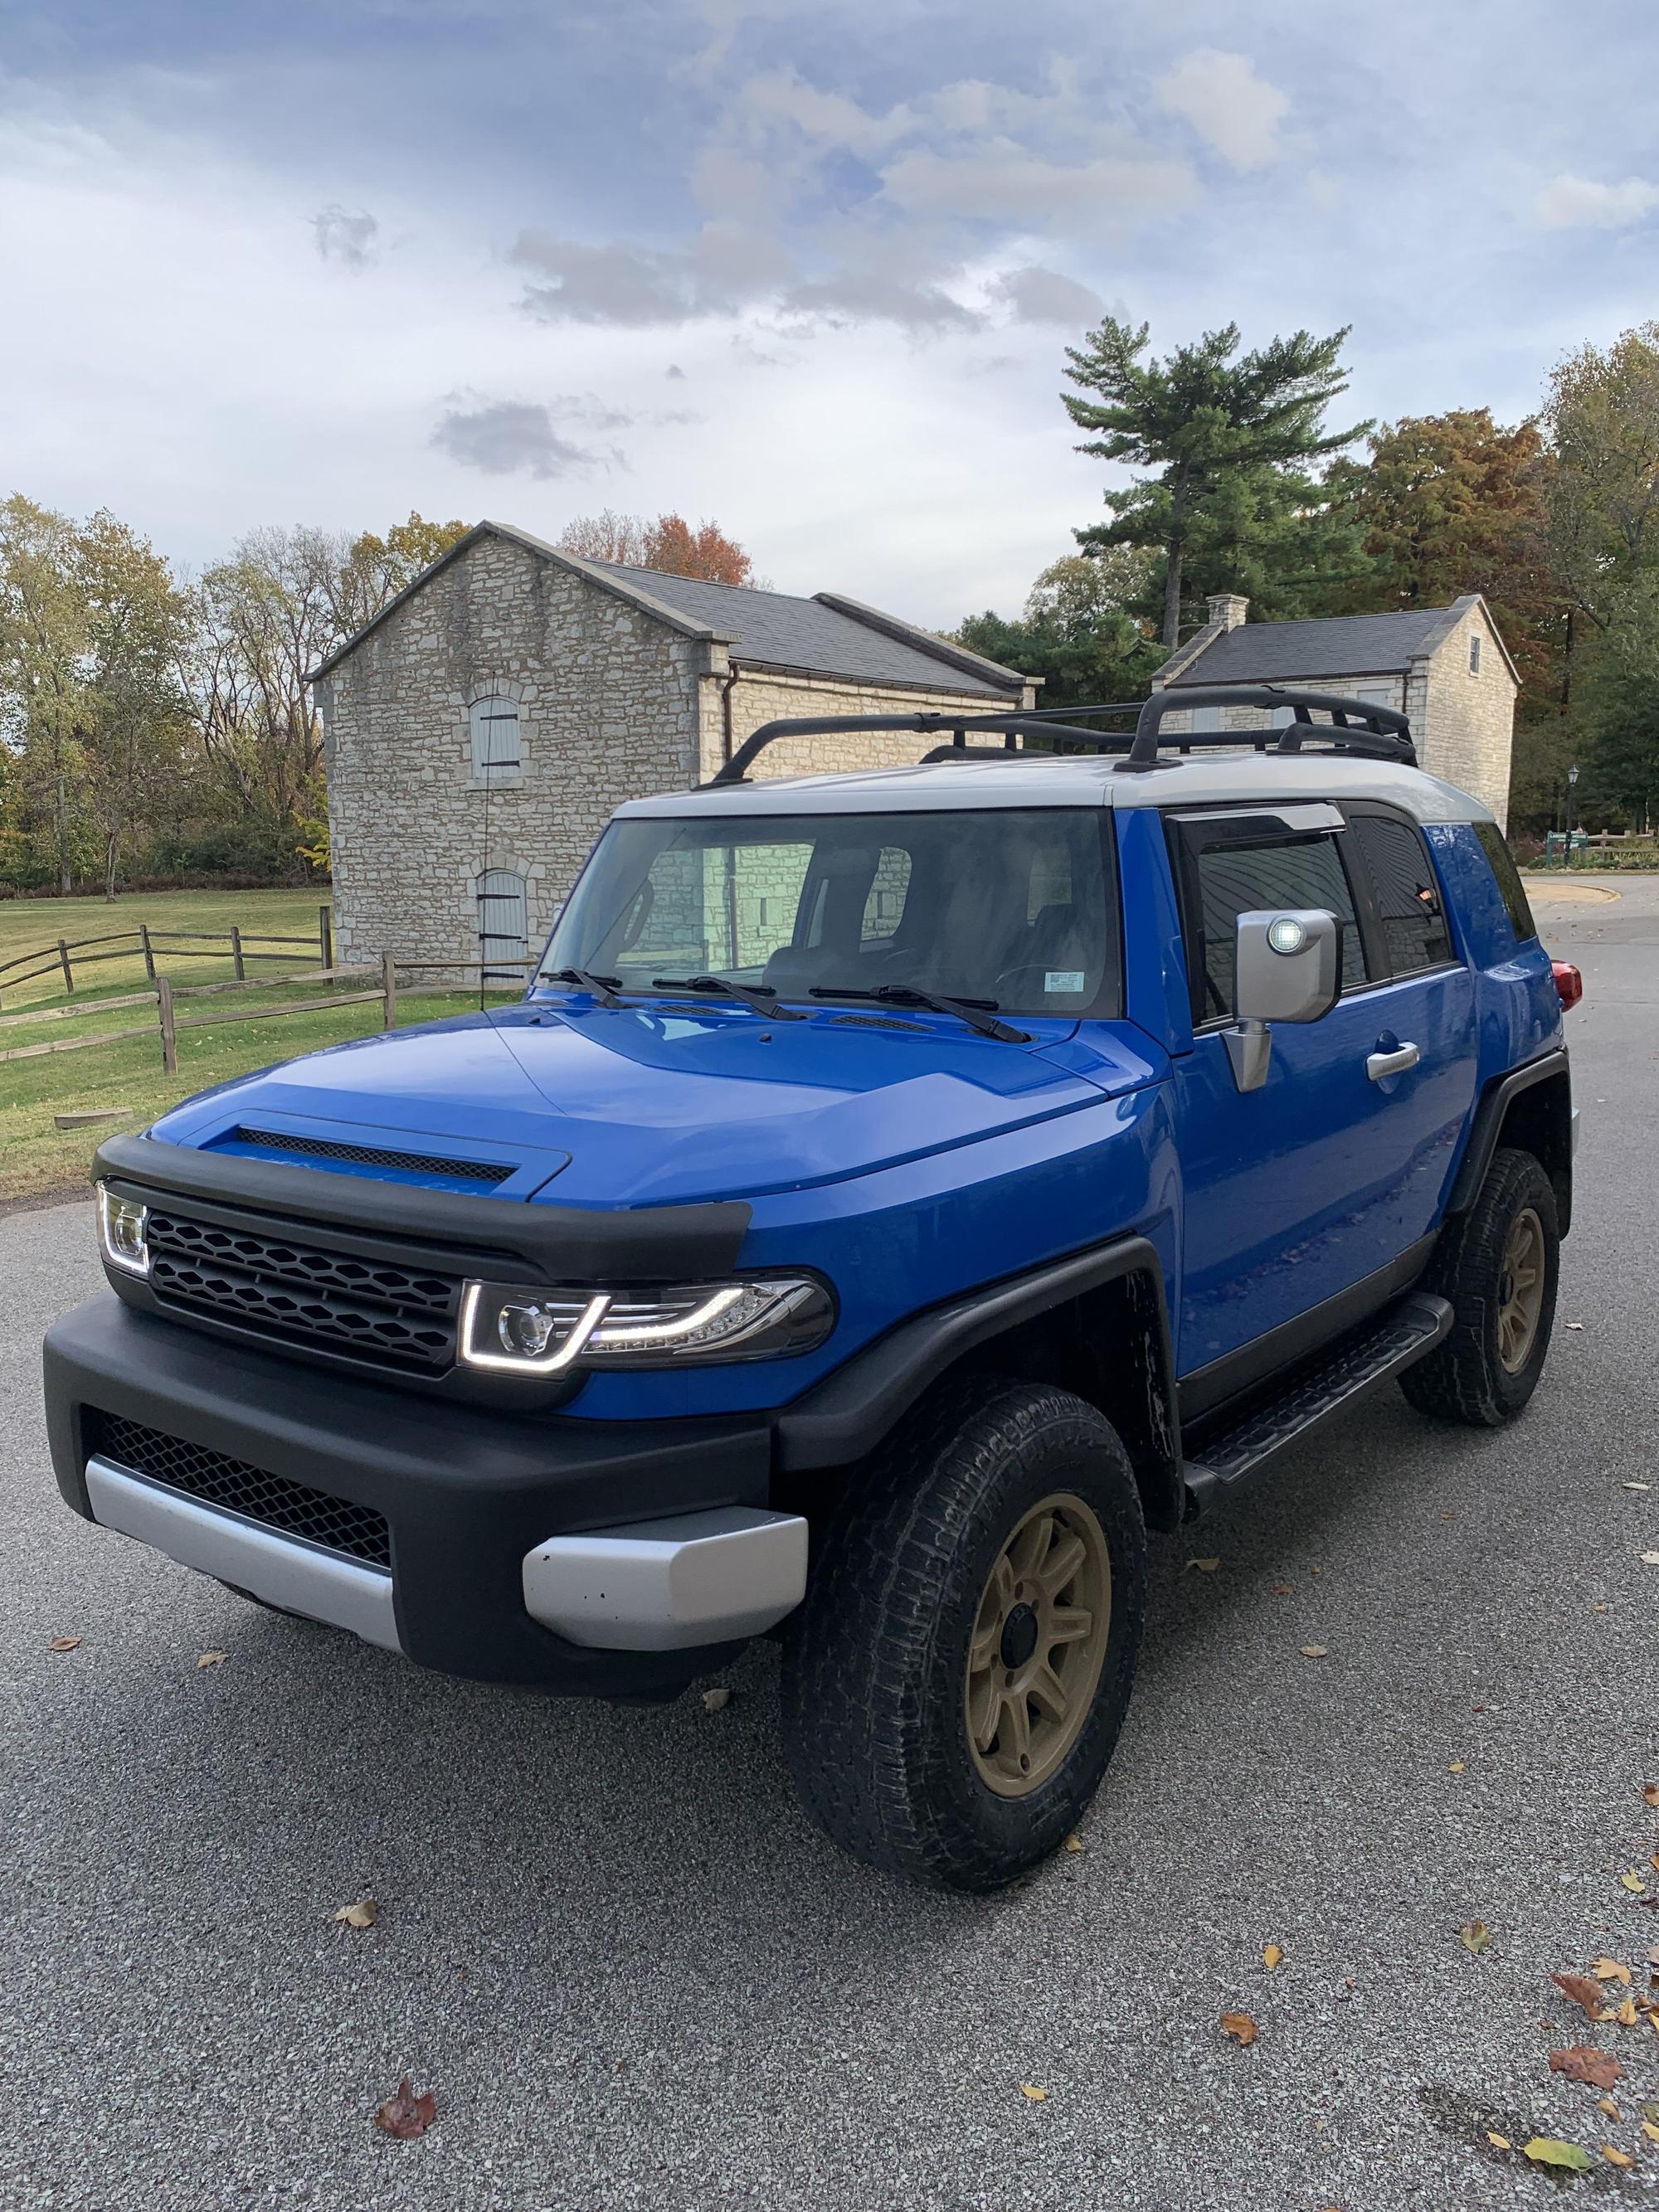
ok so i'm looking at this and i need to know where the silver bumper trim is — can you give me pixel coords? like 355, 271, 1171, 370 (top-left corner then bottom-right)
84, 1456, 401, 1651
522, 1506, 809, 1650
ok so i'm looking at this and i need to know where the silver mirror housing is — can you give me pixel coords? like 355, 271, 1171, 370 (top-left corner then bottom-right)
1233, 908, 1341, 1026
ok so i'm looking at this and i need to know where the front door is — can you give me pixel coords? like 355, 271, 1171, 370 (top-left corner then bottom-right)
1166, 801, 1474, 1383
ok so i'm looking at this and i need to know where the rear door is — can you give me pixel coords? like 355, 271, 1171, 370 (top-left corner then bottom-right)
1167, 800, 1473, 1384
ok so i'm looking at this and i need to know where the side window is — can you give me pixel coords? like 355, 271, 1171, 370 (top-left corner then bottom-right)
1473, 822, 1537, 943
1348, 812, 1455, 975
860, 848, 912, 943
1180, 829, 1366, 1023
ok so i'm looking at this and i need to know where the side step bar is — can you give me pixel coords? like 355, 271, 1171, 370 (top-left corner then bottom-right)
1182, 1291, 1453, 1516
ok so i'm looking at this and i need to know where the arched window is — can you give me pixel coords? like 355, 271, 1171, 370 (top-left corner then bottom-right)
477, 868, 528, 980
470, 695, 521, 782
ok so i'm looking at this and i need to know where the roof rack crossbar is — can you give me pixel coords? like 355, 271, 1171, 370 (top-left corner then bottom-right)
705, 686, 1415, 787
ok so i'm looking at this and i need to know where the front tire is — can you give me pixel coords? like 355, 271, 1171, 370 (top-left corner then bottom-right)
1400, 1146, 1559, 1427
780, 1380, 1146, 1891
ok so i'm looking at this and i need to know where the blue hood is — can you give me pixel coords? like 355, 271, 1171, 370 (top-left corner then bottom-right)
152, 999, 1158, 1206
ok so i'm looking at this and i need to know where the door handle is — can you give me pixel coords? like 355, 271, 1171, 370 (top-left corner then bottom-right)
1366, 1041, 1421, 1082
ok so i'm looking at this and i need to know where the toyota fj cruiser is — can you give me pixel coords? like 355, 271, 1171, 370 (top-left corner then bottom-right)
43, 686, 1579, 1890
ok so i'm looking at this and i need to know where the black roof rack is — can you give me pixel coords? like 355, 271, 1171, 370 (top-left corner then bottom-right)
708, 686, 1416, 786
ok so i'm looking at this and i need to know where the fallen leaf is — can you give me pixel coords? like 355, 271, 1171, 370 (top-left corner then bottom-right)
1642, 1553, 1659, 1568
1063, 1832, 1083, 1855
1550, 2047, 1624, 2089
1272, 1581, 1292, 1594
1262, 1942, 1283, 1971
1643, 1784, 1659, 1808
1449, 1760, 1466, 1773
1644, 2120, 1659, 2146
1625, 1481, 1652, 1492
1441, 1509, 1457, 1519
1616, 1996, 1640, 2027
1220, 2011, 1258, 2046
1554, 1972, 1610, 2020
701, 1687, 731, 1713
1602, 2146, 1634, 2169
1621, 1870, 1648, 1894
1564, 1321, 1585, 1331
1486, 2131, 1512, 2151
1186, 1556, 1220, 1573
1598, 2096, 1623, 2119
1595, 1959, 1633, 1984
1019, 2083, 1048, 2103
46, 1636, 81, 1653
197, 1650, 228, 1669
1461, 1920, 1493, 1955
1299, 1644, 1328, 1658
1645, 2103, 1659, 2125
1522, 2137, 1597, 2172
373, 2077, 436, 2141
333, 1898, 378, 1931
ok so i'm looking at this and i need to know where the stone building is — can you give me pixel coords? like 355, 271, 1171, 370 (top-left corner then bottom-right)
1153, 592, 1519, 827
309, 519, 1034, 972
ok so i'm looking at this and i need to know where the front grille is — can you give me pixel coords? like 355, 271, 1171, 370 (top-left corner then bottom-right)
85, 1412, 391, 1569
232, 1128, 512, 1184
146, 1208, 459, 1372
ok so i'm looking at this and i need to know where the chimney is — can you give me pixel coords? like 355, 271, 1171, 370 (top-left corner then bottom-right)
1207, 593, 1248, 632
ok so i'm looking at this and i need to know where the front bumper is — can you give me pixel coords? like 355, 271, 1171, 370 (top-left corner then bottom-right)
46, 1295, 800, 1698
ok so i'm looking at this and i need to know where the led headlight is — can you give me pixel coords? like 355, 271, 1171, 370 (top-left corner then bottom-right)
458, 1276, 832, 1373
96, 1184, 150, 1277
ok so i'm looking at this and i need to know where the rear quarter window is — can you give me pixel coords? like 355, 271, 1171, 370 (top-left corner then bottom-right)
1347, 812, 1456, 975
1472, 822, 1538, 944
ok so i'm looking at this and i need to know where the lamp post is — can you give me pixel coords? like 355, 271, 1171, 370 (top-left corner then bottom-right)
1565, 761, 1579, 845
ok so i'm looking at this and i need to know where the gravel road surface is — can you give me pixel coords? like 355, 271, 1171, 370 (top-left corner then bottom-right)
2, 878, 1656, 2211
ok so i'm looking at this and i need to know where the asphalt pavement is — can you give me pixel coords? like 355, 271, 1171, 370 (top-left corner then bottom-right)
2, 877, 1657, 2212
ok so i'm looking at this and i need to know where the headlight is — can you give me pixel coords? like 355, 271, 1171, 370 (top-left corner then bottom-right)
457, 1276, 832, 1373
97, 1184, 150, 1277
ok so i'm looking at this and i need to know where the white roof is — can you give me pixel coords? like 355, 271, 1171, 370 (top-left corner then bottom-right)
615, 749, 1493, 828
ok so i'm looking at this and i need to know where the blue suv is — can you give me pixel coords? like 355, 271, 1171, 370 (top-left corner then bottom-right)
43, 688, 1578, 1890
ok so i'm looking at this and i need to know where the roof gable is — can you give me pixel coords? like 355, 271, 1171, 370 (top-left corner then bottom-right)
308, 518, 1022, 696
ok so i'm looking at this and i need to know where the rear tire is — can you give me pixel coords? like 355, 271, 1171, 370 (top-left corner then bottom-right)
780, 1379, 1146, 1891
1399, 1146, 1559, 1427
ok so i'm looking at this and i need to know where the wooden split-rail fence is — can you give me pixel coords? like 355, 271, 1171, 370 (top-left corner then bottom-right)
0, 953, 532, 1074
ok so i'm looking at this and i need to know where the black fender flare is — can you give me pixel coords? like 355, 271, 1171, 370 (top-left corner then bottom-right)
1446, 1047, 1573, 1232
775, 1234, 1182, 1525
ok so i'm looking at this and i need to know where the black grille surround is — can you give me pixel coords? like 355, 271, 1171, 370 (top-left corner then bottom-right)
144, 1206, 460, 1373
85, 1411, 391, 1569
231, 1128, 513, 1184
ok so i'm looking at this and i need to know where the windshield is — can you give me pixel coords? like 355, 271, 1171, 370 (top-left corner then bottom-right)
542, 807, 1121, 1019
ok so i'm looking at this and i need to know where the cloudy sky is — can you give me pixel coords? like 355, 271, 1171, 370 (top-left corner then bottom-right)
2, 0, 1657, 624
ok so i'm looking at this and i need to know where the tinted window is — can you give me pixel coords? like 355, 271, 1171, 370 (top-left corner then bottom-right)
1473, 821, 1537, 943
1182, 831, 1365, 1023
546, 808, 1121, 1018
1349, 813, 1455, 974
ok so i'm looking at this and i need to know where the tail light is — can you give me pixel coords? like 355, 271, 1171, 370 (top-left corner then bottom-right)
1552, 960, 1584, 1011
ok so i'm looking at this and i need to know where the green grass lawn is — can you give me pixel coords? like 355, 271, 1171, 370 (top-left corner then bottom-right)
0, 888, 520, 1203
0, 887, 333, 1013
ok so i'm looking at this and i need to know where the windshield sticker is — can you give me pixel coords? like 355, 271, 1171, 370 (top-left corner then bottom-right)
1045, 970, 1086, 994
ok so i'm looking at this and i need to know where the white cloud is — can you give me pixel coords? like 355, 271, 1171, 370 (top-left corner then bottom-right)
1154, 49, 1290, 172
986, 265, 1104, 327
1535, 173, 1659, 229
881, 141, 1195, 235
431, 400, 602, 478
313, 204, 378, 268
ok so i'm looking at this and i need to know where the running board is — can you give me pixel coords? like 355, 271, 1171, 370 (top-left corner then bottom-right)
1182, 1291, 1453, 1516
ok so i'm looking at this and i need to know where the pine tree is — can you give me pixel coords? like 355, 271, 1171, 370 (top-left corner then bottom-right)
1062, 318, 1370, 648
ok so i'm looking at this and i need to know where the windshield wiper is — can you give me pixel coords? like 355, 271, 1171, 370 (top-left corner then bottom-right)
650, 975, 806, 1020
542, 966, 624, 1007
809, 984, 1029, 1043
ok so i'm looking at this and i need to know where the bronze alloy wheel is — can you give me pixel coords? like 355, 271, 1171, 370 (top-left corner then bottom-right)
1496, 1205, 1546, 1374
965, 1491, 1112, 1799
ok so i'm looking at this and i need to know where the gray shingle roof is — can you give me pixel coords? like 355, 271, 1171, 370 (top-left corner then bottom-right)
306, 519, 1023, 696
586, 560, 1013, 695
1165, 607, 1460, 685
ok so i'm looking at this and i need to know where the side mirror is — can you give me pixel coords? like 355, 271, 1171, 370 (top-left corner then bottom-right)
1224, 908, 1342, 1093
